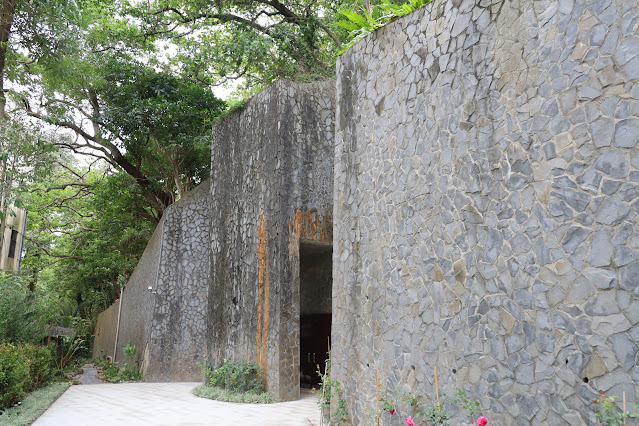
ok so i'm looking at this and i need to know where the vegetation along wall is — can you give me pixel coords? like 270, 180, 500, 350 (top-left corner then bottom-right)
332, 0, 639, 424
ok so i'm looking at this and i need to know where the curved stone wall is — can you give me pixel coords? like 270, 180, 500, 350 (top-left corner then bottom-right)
333, 0, 639, 423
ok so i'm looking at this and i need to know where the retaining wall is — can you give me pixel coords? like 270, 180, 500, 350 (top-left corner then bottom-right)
332, 0, 639, 423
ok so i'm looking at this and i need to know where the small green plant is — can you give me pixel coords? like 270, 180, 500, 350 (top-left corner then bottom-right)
121, 341, 139, 376
380, 386, 483, 425
57, 334, 87, 369
122, 341, 136, 359
452, 388, 480, 417
594, 392, 639, 425
96, 357, 142, 383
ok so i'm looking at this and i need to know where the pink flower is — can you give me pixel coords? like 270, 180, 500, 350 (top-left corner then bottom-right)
339, 392, 344, 397
477, 416, 488, 426
390, 409, 396, 415
406, 416, 415, 426
215, 353, 219, 357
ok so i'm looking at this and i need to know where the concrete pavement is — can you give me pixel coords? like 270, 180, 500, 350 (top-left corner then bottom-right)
33, 383, 321, 426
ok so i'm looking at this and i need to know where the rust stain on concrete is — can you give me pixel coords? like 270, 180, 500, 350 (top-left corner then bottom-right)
256, 213, 270, 378
288, 209, 332, 244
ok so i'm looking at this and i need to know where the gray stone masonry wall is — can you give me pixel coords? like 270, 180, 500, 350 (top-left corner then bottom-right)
146, 181, 212, 381
209, 80, 335, 401
93, 181, 211, 381
333, 0, 639, 424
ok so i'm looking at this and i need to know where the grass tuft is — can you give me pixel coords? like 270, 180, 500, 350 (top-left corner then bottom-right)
0, 382, 70, 425
192, 384, 274, 404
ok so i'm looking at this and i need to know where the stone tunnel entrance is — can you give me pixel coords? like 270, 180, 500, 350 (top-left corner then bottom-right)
299, 240, 332, 389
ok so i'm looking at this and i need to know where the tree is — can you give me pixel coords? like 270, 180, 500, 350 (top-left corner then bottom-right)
22, 57, 225, 221
0, 118, 56, 259
0, 0, 78, 120
126, 0, 352, 90
22, 159, 155, 318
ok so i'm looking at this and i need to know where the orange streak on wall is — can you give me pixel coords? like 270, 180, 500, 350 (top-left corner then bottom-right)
287, 209, 332, 243
256, 213, 270, 378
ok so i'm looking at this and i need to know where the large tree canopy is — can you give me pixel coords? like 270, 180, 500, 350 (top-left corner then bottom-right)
22, 57, 225, 220
127, 0, 355, 89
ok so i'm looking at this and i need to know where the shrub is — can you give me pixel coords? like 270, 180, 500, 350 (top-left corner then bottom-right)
21, 344, 55, 392
192, 384, 273, 404
0, 275, 51, 343
204, 359, 266, 394
0, 342, 30, 410
0, 342, 55, 411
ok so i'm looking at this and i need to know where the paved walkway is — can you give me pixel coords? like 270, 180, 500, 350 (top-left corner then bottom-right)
33, 383, 321, 426
75, 364, 103, 385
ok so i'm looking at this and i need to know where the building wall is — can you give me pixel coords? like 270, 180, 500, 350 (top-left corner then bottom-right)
333, 0, 639, 424
208, 80, 335, 400
0, 206, 27, 272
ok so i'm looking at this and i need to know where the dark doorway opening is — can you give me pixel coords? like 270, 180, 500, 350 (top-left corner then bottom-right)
299, 240, 332, 388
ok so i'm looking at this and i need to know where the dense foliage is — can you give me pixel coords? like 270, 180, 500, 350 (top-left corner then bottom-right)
0, 274, 57, 343
204, 359, 266, 394
0, 342, 55, 410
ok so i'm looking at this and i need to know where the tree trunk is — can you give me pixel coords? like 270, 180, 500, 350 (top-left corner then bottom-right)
0, 151, 8, 261
0, 0, 16, 121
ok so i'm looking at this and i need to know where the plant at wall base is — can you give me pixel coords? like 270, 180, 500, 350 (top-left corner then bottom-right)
315, 354, 348, 424
380, 386, 484, 425
593, 392, 639, 425
194, 359, 273, 403
337, 0, 434, 53
204, 359, 265, 394
122, 341, 139, 376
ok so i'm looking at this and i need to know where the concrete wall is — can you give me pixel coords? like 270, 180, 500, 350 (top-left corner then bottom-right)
92, 297, 119, 360
208, 80, 335, 401
333, 0, 639, 424
93, 211, 162, 366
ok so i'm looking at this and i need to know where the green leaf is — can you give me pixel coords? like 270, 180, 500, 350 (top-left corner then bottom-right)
338, 10, 371, 29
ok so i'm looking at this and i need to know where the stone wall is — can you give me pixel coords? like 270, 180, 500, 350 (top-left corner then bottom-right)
93, 181, 211, 381
333, 0, 639, 424
146, 182, 212, 381
208, 80, 335, 401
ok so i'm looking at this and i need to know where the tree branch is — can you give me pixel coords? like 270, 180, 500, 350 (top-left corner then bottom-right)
26, 237, 83, 261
